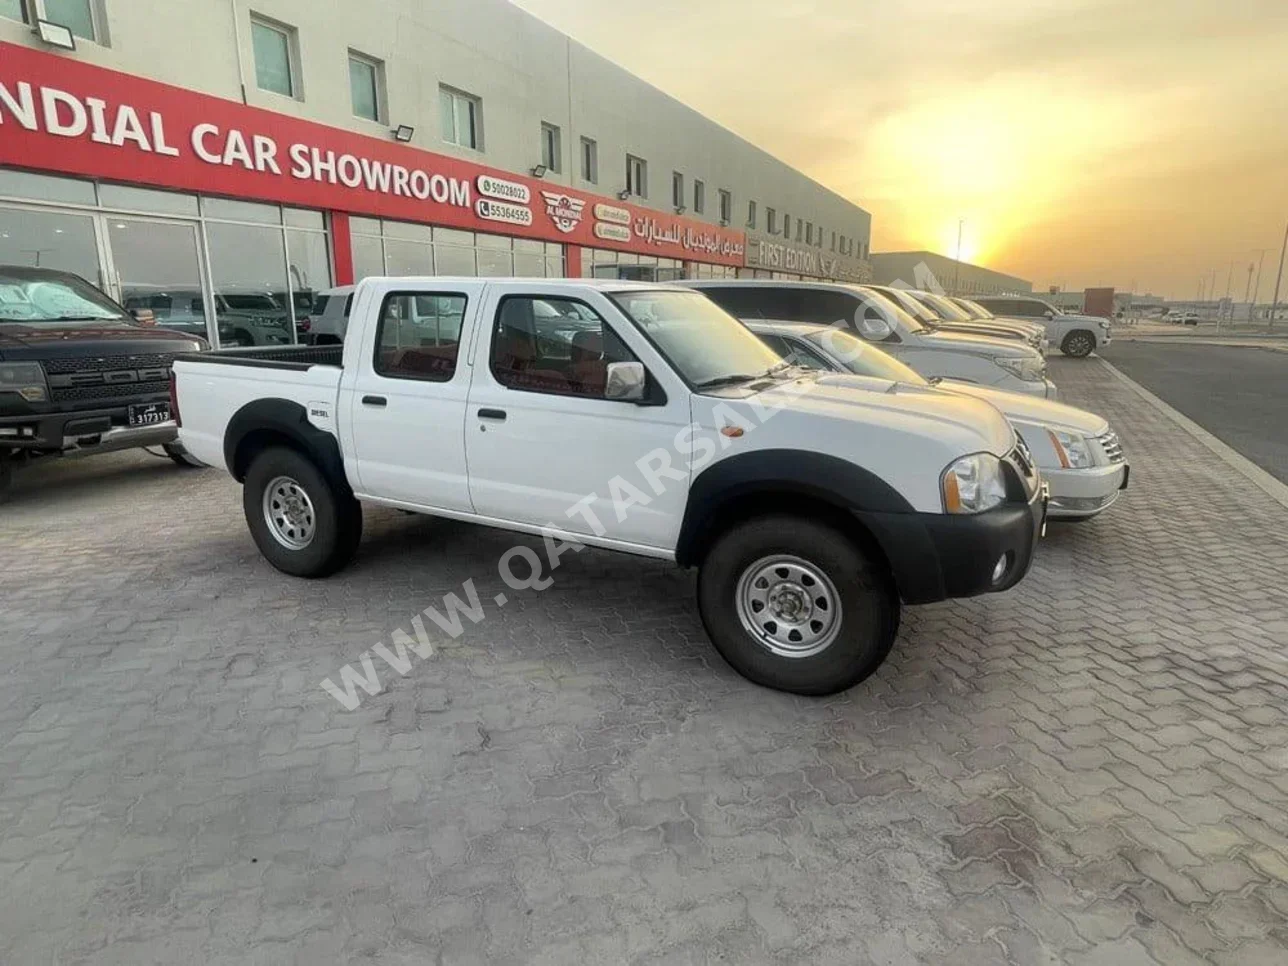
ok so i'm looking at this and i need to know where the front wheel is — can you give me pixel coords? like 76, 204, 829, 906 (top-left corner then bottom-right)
1061, 330, 1096, 357
697, 515, 898, 696
243, 446, 362, 577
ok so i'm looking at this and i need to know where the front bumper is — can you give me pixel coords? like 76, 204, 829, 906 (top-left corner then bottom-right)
0, 403, 177, 455
856, 484, 1047, 605
1045, 462, 1129, 518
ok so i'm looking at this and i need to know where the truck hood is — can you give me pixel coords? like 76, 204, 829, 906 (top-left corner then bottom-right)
1058, 313, 1110, 325
710, 371, 1017, 457
938, 380, 1108, 435
920, 328, 1042, 360
0, 322, 206, 360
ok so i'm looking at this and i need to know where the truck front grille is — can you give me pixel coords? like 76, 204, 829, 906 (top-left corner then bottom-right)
42, 354, 176, 404
1098, 429, 1126, 464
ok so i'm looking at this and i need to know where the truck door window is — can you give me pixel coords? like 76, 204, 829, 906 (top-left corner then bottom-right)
373, 292, 468, 382
490, 295, 636, 398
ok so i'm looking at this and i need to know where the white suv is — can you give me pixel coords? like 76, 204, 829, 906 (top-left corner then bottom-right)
973, 295, 1112, 357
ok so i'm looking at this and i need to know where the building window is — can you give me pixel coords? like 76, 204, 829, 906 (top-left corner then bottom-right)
830, 230, 836, 251
0, 0, 23, 24
250, 15, 298, 98
719, 190, 732, 224
796, 219, 803, 243
693, 179, 705, 215
35, 0, 100, 41
348, 52, 383, 122
766, 207, 776, 234
580, 137, 598, 183
626, 155, 647, 198
672, 171, 684, 209
540, 123, 561, 173
440, 86, 481, 150
747, 201, 757, 229
783, 214, 791, 239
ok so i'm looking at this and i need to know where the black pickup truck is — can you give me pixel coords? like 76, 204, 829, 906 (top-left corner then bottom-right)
0, 265, 208, 500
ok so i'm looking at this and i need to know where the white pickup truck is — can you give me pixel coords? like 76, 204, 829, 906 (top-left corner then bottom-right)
172, 278, 1046, 695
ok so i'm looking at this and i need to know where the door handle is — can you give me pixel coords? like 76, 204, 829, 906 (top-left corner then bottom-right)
477, 408, 507, 421
362, 395, 387, 407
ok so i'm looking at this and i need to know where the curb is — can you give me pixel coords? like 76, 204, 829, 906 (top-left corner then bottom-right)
1098, 358, 1288, 512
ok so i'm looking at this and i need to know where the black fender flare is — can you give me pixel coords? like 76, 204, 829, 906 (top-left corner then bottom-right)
673, 449, 913, 567
223, 397, 348, 489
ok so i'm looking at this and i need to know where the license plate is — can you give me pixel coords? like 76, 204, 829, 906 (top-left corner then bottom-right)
128, 402, 170, 427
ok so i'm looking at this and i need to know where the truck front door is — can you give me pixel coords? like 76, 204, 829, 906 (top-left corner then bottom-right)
463, 287, 691, 551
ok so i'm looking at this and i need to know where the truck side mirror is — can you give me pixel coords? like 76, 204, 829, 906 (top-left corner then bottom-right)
1044, 309, 1056, 319
857, 309, 892, 341
605, 361, 647, 401
131, 308, 156, 326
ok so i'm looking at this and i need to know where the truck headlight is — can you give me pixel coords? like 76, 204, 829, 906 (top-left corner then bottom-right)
994, 356, 1045, 382
942, 453, 1008, 514
0, 362, 48, 402
1047, 429, 1094, 468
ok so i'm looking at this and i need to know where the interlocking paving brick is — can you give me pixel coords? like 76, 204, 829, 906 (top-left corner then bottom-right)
1, 356, 1287, 962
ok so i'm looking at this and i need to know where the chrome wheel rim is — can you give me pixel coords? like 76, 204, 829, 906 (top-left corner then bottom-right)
735, 554, 843, 658
262, 475, 316, 550
1070, 335, 1092, 355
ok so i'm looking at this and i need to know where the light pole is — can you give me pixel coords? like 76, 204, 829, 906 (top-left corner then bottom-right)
1271, 220, 1288, 332
953, 217, 965, 295
1252, 249, 1267, 323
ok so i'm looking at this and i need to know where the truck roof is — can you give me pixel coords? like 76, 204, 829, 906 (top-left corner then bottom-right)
355, 276, 688, 295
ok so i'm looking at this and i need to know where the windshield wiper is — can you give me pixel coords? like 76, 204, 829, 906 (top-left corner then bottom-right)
696, 361, 794, 391
695, 372, 761, 390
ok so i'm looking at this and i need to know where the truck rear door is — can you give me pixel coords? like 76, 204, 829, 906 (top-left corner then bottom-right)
341, 280, 484, 510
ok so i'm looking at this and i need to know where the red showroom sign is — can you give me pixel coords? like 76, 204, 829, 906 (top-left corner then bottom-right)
0, 42, 746, 266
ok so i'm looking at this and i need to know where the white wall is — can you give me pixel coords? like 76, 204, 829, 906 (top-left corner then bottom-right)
0, 0, 870, 251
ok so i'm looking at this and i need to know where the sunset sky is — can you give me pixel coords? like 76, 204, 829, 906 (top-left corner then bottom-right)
513, 0, 1288, 299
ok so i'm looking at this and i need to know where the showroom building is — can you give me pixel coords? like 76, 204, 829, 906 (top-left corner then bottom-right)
869, 251, 1032, 297
0, 0, 872, 347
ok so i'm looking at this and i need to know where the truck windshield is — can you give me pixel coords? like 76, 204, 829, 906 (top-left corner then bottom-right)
853, 287, 928, 333
803, 327, 930, 386
954, 298, 993, 319
612, 289, 786, 389
0, 269, 130, 326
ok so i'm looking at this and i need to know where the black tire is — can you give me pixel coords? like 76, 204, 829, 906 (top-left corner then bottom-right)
242, 446, 362, 578
1061, 330, 1096, 357
162, 442, 206, 468
0, 458, 12, 506
696, 515, 898, 696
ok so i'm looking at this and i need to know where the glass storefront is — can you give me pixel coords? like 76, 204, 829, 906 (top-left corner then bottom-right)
580, 247, 684, 281
350, 219, 565, 279
0, 168, 331, 349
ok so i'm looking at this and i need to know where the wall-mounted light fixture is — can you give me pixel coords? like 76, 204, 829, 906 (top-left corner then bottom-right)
616, 189, 630, 201
391, 124, 415, 142
674, 206, 686, 215
35, 20, 76, 51
529, 164, 548, 178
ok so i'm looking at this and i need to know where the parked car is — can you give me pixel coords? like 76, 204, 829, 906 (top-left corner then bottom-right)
306, 285, 356, 344
972, 295, 1112, 357
0, 266, 207, 500
174, 278, 1046, 696
1162, 310, 1199, 326
683, 280, 1058, 399
748, 321, 1128, 520
870, 285, 1048, 353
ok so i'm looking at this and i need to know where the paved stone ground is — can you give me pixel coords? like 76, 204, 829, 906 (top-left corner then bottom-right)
2, 357, 1287, 965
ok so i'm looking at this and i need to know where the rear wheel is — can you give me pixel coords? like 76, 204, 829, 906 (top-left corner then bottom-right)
243, 447, 362, 577
697, 515, 898, 695
1061, 330, 1096, 357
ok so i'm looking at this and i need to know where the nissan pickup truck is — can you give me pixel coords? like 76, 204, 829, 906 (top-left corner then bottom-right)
0, 265, 206, 500
173, 278, 1046, 696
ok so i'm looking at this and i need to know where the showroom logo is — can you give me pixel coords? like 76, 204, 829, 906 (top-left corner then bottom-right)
541, 190, 587, 233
